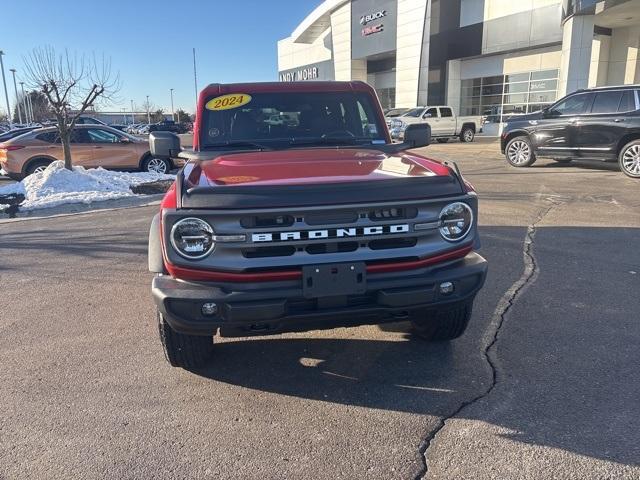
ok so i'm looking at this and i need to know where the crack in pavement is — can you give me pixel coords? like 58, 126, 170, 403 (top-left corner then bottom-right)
415, 198, 564, 480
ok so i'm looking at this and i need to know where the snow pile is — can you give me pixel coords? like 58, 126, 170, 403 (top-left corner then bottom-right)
0, 161, 174, 211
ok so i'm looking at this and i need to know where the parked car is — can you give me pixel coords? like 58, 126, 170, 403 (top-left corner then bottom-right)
148, 120, 188, 134
109, 124, 128, 132
0, 126, 41, 143
389, 106, 482, 143
501, 85, 640, 178
146, 80, 487, 369
0, 125, 176, 179
384, 107, 410, 119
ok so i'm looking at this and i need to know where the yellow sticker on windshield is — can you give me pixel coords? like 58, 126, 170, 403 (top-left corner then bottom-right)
205, 93, 252, 111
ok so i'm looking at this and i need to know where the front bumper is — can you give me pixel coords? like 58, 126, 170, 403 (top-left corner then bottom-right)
152, 252, 488, 337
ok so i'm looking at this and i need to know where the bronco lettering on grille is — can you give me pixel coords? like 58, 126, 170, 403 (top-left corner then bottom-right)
252, 224, 410, 243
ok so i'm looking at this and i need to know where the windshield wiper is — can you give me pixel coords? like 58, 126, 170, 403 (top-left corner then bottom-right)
203, 141, 273, 151
288, 136, 364, 147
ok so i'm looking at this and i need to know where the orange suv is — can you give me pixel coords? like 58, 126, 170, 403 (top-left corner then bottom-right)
0, 125, 175, 179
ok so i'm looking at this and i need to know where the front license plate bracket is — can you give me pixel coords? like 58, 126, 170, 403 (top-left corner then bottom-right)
302, 263, 366, 298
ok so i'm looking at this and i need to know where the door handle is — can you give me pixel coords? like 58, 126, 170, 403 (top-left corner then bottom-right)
94, 146, 103, 149
614, 118, 624, 123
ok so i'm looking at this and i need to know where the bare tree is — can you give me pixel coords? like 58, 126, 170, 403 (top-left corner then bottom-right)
22, 46, 120, 170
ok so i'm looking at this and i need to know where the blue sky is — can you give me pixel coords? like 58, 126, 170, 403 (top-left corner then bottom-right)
1, 0, 319, 115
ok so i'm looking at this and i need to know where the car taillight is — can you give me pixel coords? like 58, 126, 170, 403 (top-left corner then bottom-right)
2, 145, 26, 151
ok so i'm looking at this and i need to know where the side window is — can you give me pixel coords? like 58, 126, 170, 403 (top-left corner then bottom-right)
551, 93, 593, 116
440, 107, 453, 118
591, 91, 623, 114
356, 101, 379, 137
618, 90, 636, 113
423, 108, 438, 118
70, 129, 90, 143
36, 132, 60, 143
86, 128, 120, 143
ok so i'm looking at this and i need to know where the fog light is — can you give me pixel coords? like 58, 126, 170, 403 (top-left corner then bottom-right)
201, 302, 218, 316
439, 282, 454, 295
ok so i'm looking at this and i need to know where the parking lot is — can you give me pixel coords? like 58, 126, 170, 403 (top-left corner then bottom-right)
1, 139, 639, 479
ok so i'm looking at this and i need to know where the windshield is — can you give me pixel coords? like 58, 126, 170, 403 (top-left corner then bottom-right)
402, 108, 424, 118
200, 91, 386, 150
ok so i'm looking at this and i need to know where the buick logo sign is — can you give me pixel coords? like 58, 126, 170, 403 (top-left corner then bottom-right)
360, 10, 386, 25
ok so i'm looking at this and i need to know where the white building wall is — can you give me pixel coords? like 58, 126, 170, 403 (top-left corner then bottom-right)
395, 0, 429, 107
330, 2, 353, 81
458, 45, 562, 79
461, 0, 561, 27
607, 26, 640, 85
277, 31, 332, 72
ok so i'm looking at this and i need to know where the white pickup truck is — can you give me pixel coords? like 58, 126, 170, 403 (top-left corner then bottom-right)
387, 106, 482, 143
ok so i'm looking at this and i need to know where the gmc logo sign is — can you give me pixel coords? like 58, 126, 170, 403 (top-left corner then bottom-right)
252, 224, 410, 243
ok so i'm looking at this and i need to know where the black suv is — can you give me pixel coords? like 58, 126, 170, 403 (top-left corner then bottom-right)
501, 85, 640, 178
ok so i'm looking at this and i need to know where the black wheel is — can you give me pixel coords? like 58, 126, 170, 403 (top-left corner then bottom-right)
157, 310, 214, 369
436, 138, 449, 143
411, 301, 472, 341
459, 127, 475, 143
619, 140, 640, 178
25, 158, 52, 176
142, 156, 171, 174
505, 136, 536, 167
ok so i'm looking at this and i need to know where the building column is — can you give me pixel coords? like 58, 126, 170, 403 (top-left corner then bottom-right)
395, 0, 429, 107
558, 15, 595, 97
445, 59, 461, 114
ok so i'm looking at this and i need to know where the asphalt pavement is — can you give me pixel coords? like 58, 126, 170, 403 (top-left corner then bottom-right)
0, 140, 638, 479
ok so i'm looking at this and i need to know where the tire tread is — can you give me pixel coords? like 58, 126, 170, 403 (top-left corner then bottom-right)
157, 310, 213, 369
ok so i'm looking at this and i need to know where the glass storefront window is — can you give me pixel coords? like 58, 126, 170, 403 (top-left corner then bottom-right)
459, 69, 559, 123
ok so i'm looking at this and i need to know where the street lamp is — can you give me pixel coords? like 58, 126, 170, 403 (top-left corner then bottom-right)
130, 99, 135, 125
9, 69, 21, 124
0, 51, 12, 129
146, 95, 150, 124
26, 90, 34, 123
170, 88, 175, 122
19, 81, 29, 124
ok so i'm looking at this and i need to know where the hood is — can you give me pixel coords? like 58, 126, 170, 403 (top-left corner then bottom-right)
185, 148, 453, 188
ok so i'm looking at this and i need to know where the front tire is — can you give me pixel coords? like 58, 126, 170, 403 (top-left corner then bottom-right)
25, 158, 52, 176
158, 310, 214, 369
505, 136, 536, 167
143, 156, 171, 174
411, 301, 472, 341
619, 140, 640, 178
460, 127, 475, 143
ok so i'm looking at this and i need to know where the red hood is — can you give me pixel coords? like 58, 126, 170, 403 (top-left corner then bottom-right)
186, 148, 452, 187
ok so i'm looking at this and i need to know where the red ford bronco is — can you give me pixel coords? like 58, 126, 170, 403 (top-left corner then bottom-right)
148, 81, 487, 369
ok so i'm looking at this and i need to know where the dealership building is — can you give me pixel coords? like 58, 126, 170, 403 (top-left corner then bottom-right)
278, 0, 640, 131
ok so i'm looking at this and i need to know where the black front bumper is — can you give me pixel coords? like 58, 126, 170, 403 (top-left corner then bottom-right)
152, 252, 488, 337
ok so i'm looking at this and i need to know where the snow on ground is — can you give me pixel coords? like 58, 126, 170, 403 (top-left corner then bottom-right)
0, 161, 174, 211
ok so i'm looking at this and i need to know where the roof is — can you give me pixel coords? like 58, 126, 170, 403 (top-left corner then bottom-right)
289, 0, 349, 44
200, 81, 374, 98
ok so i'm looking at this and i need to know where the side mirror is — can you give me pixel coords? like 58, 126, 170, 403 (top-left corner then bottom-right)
404, 123, 431, 148
120, 137, 131, 143
149, 131, 181, 158
422, 113, 432, 119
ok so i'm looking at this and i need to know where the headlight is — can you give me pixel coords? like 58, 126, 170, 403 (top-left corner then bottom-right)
170, 217, 215, 259
391, 119, 405, 129
438, 202, 473, 242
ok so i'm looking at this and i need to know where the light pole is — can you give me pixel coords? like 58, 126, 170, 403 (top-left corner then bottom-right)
193, 48, 198, 105
170, 88, 175, 122
146, 95, 150, 124
9, 69, 21, 124
0, 51, 11, 129
26, 90, 34, 123
19, 82, 29, 124
130, 99, 135, 125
